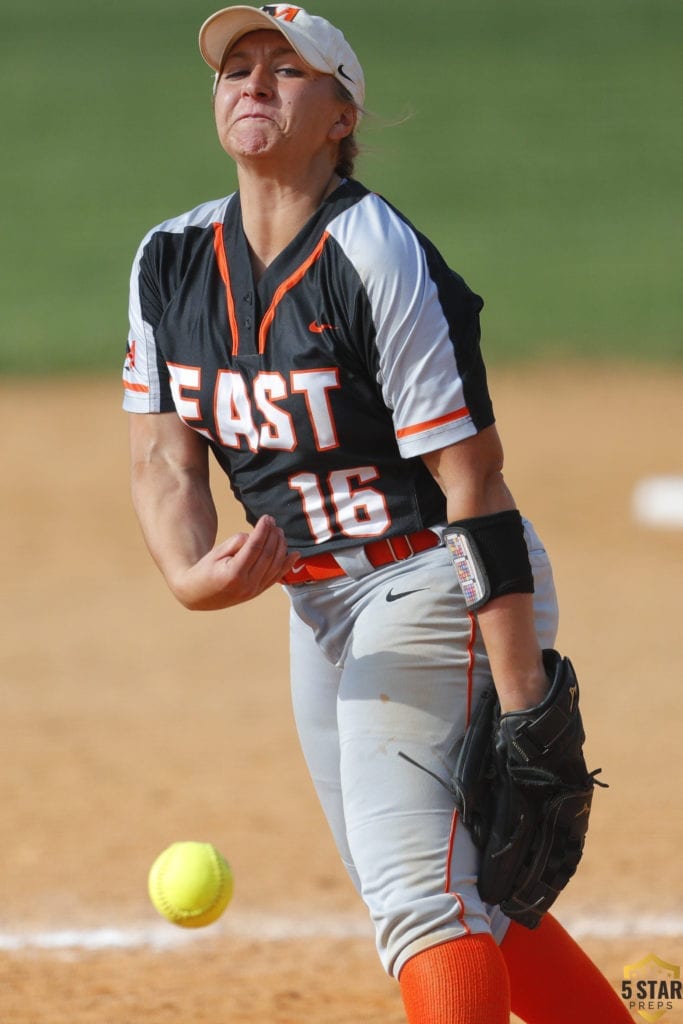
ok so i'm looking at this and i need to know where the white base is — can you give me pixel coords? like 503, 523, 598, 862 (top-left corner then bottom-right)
632, 475, 683, 528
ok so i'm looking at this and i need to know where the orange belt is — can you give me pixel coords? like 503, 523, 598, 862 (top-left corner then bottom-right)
281, 529, 441, 585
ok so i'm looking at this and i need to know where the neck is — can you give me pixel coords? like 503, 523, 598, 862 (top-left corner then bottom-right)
236, 161, 341, 279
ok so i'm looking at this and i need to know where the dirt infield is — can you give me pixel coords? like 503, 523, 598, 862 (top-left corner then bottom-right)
2, 364, 682, 1023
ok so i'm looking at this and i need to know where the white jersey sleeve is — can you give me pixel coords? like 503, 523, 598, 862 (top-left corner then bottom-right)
122, 197, 232, 414
326, 192, 491, 458
122, 226, 170, 413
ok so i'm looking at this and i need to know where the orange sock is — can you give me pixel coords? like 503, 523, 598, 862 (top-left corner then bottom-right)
501, 914, 631, 1022
399, 933, 511, 1024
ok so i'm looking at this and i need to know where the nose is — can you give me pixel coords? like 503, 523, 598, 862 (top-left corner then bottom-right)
242, 64, 274, 99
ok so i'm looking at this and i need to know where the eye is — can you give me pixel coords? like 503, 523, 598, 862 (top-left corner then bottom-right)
276, 66, 306, 77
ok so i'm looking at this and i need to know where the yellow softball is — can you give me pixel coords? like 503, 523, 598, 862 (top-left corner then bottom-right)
148, 841, 234, 928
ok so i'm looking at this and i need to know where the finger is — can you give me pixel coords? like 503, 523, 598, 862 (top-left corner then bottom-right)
221, 518, 286, 592
214, 516, 276, 564
244, 525, 290, 588
250, 528, 300, 590
214, 532, 250, 559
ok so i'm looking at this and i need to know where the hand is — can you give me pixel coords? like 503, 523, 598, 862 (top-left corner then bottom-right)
172, 515, 300, 610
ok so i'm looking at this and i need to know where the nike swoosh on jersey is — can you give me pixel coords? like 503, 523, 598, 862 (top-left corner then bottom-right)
309, 321, 337, 333
385, 587, 428, 603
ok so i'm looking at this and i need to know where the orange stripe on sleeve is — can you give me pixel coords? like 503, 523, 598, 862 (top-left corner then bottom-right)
122, 381, 150, 393
396, 406, 470, 439
212, 222, 240, 357
259, 232, 330, 354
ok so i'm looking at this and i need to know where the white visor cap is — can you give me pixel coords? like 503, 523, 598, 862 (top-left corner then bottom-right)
199, 4, 365, 109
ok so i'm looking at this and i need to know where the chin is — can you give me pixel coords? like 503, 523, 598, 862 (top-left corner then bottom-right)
228, 128, 279, 159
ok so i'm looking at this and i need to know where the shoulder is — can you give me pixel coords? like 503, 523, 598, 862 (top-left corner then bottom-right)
134, 194, 236, 262
326, 184, 480, 314
129, 194, 237, 305
326, 186, 417, 266
326, 184, 456, 289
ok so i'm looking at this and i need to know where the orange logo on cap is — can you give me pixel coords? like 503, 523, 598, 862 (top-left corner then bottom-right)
262, 5, 301, 21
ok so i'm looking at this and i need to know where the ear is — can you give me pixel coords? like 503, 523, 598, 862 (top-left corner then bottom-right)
329, 103, 356, 142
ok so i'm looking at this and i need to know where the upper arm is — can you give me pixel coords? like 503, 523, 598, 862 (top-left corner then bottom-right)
129, 411, 210, 480
421, 424, 515, 520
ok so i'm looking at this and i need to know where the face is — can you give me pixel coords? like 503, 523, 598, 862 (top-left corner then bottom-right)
213, 30, 354, 169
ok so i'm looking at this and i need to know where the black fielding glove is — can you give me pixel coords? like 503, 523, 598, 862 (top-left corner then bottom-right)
450, 650, 605, 929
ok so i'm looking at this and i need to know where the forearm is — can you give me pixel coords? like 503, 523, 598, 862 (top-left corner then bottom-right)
131, 458, 218, 601
473, 595, 546, 711
128, 413, 297, 612
444, 490, 547, 712
423, 431, 548, 711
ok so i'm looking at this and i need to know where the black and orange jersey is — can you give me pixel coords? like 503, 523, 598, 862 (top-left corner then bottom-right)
123, 179, 494, 554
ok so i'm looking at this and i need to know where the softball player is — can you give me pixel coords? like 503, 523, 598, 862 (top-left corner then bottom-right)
124, 6, 630, 1021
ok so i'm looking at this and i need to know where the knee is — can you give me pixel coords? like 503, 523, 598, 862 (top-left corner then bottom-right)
371, 888, 498, 979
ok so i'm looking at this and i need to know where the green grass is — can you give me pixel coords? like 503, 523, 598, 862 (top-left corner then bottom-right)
1, 0, 681, 372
